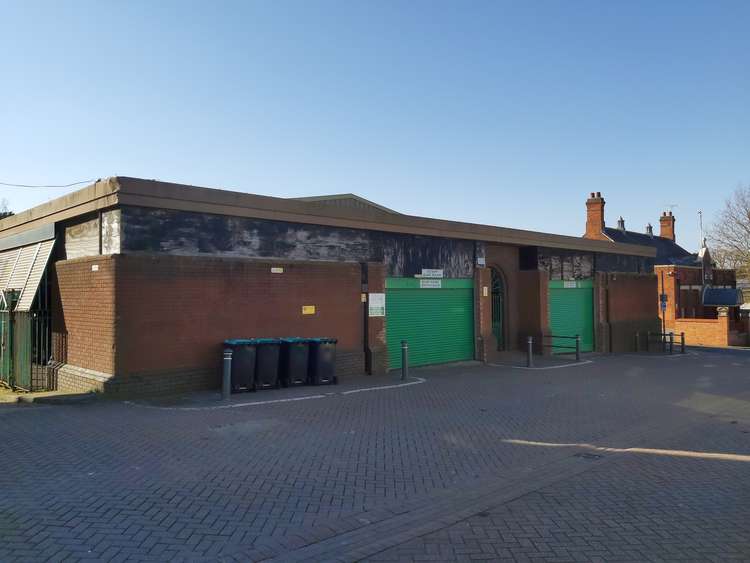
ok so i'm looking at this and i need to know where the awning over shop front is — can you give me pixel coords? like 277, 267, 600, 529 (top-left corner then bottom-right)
702, 287, 744, 307
0, 239, 55, 311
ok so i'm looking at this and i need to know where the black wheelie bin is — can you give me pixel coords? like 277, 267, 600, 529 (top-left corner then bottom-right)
224, 339, 257, 393
280, 337, 310, 387
308, 337, 337, 385
254, 338, 282, 389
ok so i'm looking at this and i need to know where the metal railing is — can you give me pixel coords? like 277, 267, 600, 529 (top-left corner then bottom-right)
525, 334, 581, 368
636, 331, 685, 355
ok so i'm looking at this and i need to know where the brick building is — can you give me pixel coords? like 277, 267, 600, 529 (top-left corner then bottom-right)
583, 192, 747, 347
1, 178, 660, 395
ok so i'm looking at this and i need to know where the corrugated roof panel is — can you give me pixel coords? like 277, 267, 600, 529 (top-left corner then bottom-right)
16, 239, 55, 312
8, 245, 40, 290
0, 248, 21, 289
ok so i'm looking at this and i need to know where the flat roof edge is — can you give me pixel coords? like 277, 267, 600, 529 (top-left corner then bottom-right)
0, 176, 656, 258
0, 177, 120, 236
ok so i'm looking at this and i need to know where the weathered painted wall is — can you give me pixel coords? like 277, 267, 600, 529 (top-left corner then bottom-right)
60, 210, 121, 260
531, 247, 653, 280
101, 210, 121, 255
64, 216, 99, 260
120, 206, 477, 278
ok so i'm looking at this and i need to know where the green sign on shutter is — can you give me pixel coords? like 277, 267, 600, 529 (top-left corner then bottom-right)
386, 277, 474, 369
548, 279, 594, 354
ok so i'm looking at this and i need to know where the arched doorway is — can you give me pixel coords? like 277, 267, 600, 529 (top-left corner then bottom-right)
491, 268, 505, 351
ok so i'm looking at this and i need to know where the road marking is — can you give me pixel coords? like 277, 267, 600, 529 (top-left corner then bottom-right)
491, 360, 594, 371
342, 377, 426, 394
124, 377, 427, 411
504, 439, 750, 463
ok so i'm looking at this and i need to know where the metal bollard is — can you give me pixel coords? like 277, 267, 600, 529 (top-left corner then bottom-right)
669, 332, 674, 355
222, 348, 233, 401
634, 331, 640, 353
680, 332, 685, 354
575, 335, 581, 362
646, 331, 651, 353
401, 340, 409, 381
527, 336, 534, 368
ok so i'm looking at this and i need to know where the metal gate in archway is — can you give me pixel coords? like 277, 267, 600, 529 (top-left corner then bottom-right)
491, 268, 505, 351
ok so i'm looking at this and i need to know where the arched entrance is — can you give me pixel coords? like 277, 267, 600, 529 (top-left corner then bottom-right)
491, 268, 505, 351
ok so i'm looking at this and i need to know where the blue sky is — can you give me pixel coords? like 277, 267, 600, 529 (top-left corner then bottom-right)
1, 0, 747, 251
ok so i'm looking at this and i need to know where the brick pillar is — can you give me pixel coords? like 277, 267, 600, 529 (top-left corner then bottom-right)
718, 307, 730, 346
595, 272, 610, 353
474, 267, 492, 362
365, 262, 388, 375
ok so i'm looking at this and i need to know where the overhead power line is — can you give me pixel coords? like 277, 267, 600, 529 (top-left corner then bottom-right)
0, 179, 96, 188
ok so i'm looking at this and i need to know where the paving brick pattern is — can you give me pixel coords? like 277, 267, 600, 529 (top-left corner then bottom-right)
1, 349, 749, 561
365, 423, 750, 562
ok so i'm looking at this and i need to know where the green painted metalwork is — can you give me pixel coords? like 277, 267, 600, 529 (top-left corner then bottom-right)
548, 279, 594, 353
386, 277, 474, 369
12, 313, 32, 390
0, 310, 11, 385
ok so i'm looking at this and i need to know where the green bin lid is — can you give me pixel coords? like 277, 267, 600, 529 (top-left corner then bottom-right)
224, 338, 257, 346
253, 338, 282, 345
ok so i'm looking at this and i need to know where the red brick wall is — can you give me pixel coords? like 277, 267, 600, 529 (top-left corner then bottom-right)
714, 269, 736, 286
474, 267, 492, 361
674, 317, 730, 347
114, 255, 365, 379
605, 273, 658, 322
517, 270, 548, 354
365, 262, 387, 374
658, 266, 738, 326
51, 256, 116, 375
597, 272, 660, 352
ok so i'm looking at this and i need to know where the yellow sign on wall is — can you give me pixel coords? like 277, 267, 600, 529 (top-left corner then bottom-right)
302, 305, 316, 315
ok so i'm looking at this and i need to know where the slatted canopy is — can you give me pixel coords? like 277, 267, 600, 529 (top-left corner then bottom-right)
0, 239, 55, 311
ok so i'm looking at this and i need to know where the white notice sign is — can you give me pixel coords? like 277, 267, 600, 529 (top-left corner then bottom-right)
421, 269, 444, 278
563, 281, 578, 289
420, 279, 442, 289
368, 293, 386, 317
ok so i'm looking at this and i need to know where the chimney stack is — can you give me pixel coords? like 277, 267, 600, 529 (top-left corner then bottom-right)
584, 192, 607, 240
659, 211, 676, 242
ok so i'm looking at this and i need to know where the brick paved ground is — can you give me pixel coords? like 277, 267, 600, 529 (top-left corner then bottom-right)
1, 348, 749, 562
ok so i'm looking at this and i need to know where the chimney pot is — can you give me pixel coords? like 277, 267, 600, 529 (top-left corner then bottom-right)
596, 191, 601, 197
617, 216, 625, 231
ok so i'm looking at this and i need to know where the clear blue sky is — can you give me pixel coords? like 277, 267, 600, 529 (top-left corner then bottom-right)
1, 0, 748, 251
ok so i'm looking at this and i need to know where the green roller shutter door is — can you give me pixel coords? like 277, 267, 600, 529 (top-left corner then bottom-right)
386, 278, 474, 369
549, 279, 594, 354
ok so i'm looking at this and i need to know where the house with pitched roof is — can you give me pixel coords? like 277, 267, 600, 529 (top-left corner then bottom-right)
583, 192, 747, 347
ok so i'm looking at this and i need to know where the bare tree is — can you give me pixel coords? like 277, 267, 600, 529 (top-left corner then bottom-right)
0, 198, 12, 220
709, 184, 750, 279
